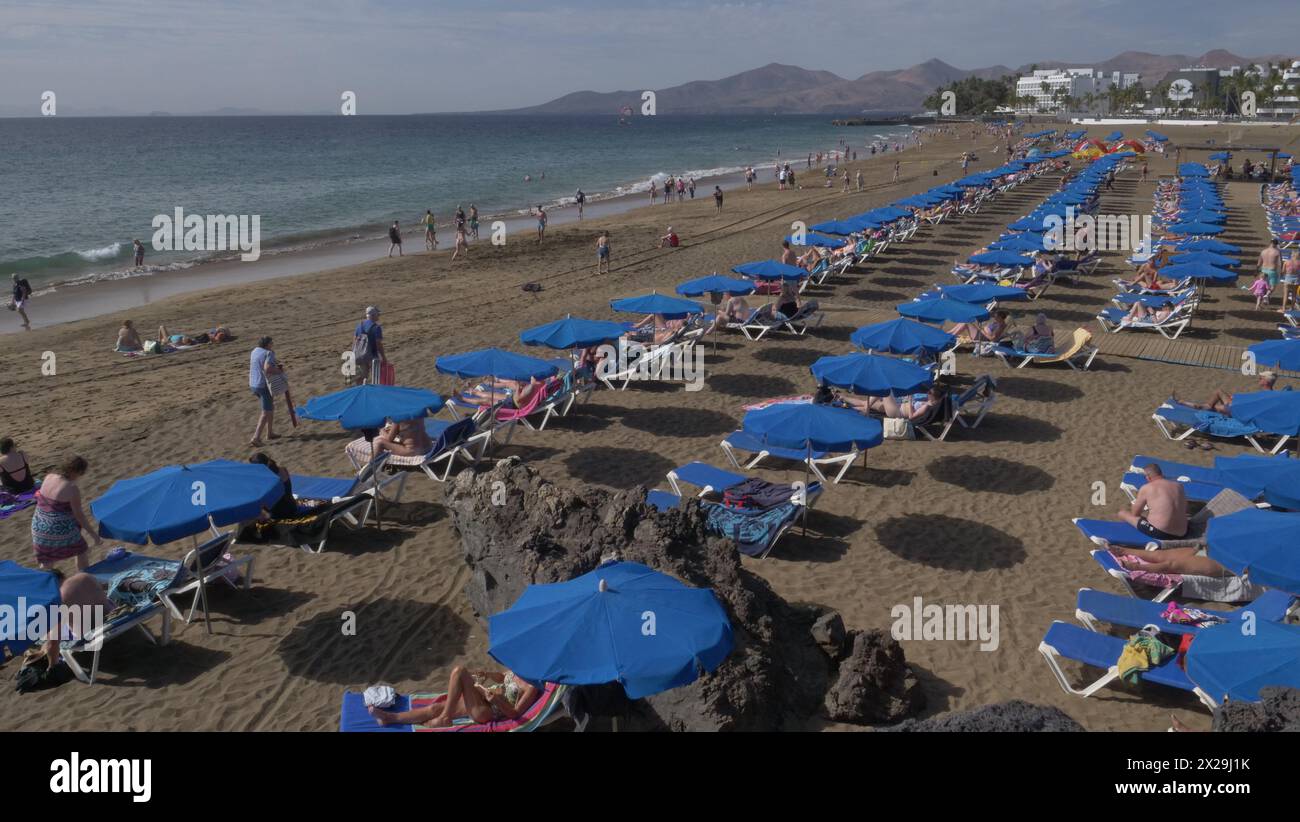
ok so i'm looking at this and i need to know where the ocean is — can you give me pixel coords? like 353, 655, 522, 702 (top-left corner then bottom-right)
0, 114, 912, 292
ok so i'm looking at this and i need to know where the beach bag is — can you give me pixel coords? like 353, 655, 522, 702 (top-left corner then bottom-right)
352, 329, 372, 362
143, 339, 162, 355
267, 372, 289, 397
882, 417, 913, 440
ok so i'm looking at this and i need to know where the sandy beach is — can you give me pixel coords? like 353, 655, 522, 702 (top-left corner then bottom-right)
1, 123, 1294, 731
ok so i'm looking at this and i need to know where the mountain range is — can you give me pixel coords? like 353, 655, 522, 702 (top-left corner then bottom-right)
507, 50, 1294, 115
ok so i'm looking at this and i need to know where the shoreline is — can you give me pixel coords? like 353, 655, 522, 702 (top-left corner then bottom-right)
7, 136, 921, 333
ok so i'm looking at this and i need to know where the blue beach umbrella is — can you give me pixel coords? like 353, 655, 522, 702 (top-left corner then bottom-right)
1186, 620, 1300, 704
488, 561, 734, 699
675, 275, 756, 297
810, 353, 933, 396
938, 283, 1031, 304
989, 234, 1048, 253
732, 260, 808, 281
1229, 391, 1300, 436
967, 250, 1034, 267
1212, 454, 1300, 509
898, 298, 990, 325
785, 232, 845, 248
1156, 262, 1238, 283
1206, 508, 1300, 593
1174, 210, 1226, 224
1174, 238, 1240, 253
609, 292, 703, 318
1178, 163, 1210, 177
742, 402, 883, 452
91, 459, 285, 545
1247, 339, 1300, 372
1167, 251, 1239, 268
0, 561, 61, 658
850, 317, 955, 356
436, 348, 559, 381
1166, 222, 1224, 236
520, 316, 626, 350
298, 384, 443, 430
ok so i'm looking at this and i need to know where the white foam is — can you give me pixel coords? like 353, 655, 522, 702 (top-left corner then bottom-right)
76, 242, 123, 261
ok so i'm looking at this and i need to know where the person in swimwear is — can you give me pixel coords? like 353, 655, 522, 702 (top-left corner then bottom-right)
0, 437, 35, 493
421, 210, 438, 250
836, 384, 946, 421
370, 418, 433, 458
949, 309, 1010, 344
1259, 239, 1282, 293
1172, 371, 1277, 414
1116, 462, 1188, 540
115, 320, 144, 352
369, 666, 541, 728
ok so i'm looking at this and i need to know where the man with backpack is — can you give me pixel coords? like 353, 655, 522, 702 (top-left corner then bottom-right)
351, 306, 386, 385
9, 273, 32, 329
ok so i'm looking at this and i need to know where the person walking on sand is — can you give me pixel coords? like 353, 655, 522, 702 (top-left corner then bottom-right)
714, 186, 724, 211
596, 231, 611, 274
468, 204, 479, 240
1140, 161, 1149, 182
688, 177, 696, 199
575, 189, 585, 219
1280, 251, 1300, 313
842, 169, 851, 192
451, 224, 469, 263
31, 456, 100, 571
10, 273, 32, 329
387, 221, 403, 257
535, 205, 547, 244
855, 169, 863, 191
649, 180, 658, 205
248, 335, 282, 446
421, 210, 438, 250
133, 238, 145, 267
352, 306, 386, 386
893, 161, 900, 182
1259, 239, 1282, 298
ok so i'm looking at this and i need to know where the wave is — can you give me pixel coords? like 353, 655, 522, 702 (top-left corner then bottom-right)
77, 242, 124, 261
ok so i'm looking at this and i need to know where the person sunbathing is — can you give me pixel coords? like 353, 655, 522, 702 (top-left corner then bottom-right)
1117, 463, 1188, 540
1107, 544, 1227, 578
773, 280, 801, 320
1017, 313, 1056, 354
369, 666, 541, 728
115, 320, 143, 352
1122, 260, 1177, 292
36, 569, 115, 671
837, 384, 945, 421
249, 452, 300, 519
0, 437, 35, 493
710, 295, 751, 332
628, 313, 684, 345
371, 418, 433, 458
1122, 301, 1175, 324
1171, 372, 1276, 414
949, 309, 1010, 344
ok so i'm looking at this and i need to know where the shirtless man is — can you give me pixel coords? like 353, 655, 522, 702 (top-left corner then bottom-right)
1117, 463, 1188, 540
1173, 371, 1276, 414
1259, 239, 1283, 296
779, 240, 797, 266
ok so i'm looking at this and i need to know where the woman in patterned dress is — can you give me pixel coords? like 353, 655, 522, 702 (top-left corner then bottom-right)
30, 456, 100, 570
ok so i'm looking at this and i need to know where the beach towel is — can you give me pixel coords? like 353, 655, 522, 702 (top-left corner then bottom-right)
0, 487, 38, 520
1117, 632, 1175, 684
339, 683, 562, 733
722, 478, 798, 511
105, 558, 182, 608
1193, 411, 1259, 438
704, 502, 797, 556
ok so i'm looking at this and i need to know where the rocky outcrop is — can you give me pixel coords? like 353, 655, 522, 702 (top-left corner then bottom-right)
1213, 687, 1300, 732
823, 629, 926, 724
445, 457, 845, 731
884, 700, 1084, 732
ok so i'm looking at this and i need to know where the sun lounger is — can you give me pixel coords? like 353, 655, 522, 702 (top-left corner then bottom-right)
1119, 471, 1233, 505
666, 461, 747, 497
719, 429, 859, 484
1151, 399, 1289, 454
1075, 486, 1254, 552
60, 594, 174, 685
1096, 305, 1193, 339
597, 340, 685, 390
290, 453, 402, 529
346, 417, 487, 492
991, 328, 1098, 370
737, 301, 824, 340
1038, 620, 1214, 708
1074, 588, 1295, 636
238, 495, 376, 554
702, 499, 806, 558
85, 532, 252, 635
339, 683, 568, 732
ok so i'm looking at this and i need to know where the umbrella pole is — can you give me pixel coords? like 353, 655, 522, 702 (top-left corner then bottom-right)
192, 533, 212, 635
802, 445, 810, 535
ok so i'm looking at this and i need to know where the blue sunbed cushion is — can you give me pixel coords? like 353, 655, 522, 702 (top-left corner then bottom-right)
291, 474, 358, 501
1042, 621, 1195, 691
340, 691, 413, 732
671, 461, 746, 493
1193, 411, 1260, 438
1074, 518, 1159, 548
646, 490, 681, 512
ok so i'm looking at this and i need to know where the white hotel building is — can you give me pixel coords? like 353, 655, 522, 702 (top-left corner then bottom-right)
1015, 68, 1140, 113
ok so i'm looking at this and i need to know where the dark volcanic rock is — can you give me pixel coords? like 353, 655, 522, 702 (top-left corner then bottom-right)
884, 700, 1084, 732
823, 629, 925, 724
444, 457, 835, 731
1213, 687, 1300, 732
811, 611, 848, 661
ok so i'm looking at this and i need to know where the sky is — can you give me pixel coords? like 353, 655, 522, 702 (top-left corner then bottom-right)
1, 0, 1296, 115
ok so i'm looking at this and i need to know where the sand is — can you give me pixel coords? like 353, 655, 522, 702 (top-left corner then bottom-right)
0, 123, 1293, 731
